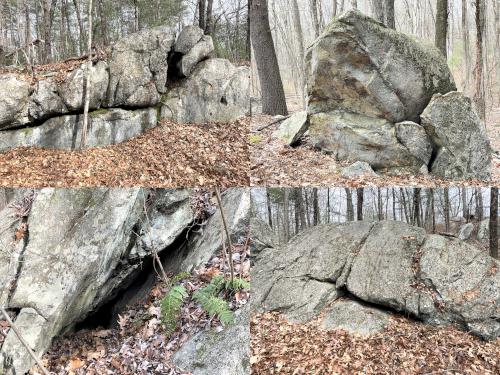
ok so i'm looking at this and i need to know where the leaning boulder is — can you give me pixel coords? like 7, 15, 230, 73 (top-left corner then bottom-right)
161, 59, 250, 124
458, 223, 474, 240
421, 92, 492, 180
0, 75, 31, 129
0, 188, 195, 374
395, 121, 433, 166
273, 111, 308, 146
306, 10, 455, 123
174, 26, 215, 77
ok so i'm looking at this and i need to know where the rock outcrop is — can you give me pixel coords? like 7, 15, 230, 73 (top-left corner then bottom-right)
0, 188, 248, 374
0, 25, 249, 151
252, 220, 500, 340
291, 10, 492, 178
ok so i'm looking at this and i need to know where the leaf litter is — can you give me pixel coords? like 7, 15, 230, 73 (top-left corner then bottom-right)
0, 118, 249, 188
251, 312, 499, 375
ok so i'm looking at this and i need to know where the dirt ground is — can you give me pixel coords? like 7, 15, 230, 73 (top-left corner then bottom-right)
250, 109, 500, 188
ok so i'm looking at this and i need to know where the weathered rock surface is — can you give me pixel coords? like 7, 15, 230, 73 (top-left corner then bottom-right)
309, 111, 424, 171
173, 304, 250, 375
321, 299, 390, 336
395, 121, 433, 166
167, 188, 251, 273
250, 216, 276, 256
273, 111, 308, 146
0, 25, 249, 150
458, 223, 474, 240
421, 92, 492, 180
306, 10, 455, 123
0, 188, 196, 374
477, 218, 499, 242
252, 220, 500, 340
0, 108, 158, 151
341, 161, 378, 177
161, 59, 250, 124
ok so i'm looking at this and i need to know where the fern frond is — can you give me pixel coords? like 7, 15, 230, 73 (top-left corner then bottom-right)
225, 278, 250, 291
160, 285, 188, 335
193, 290, 234, 325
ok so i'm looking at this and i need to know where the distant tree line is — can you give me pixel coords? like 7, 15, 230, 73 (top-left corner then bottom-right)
0, 0, 249, 66
253, 187, 499, 258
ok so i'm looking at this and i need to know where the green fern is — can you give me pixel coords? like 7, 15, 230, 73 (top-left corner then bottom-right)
192, 289, 234, 324
169, 272, 190, 286
160, 285, 188, 335
225, 278, 250, 292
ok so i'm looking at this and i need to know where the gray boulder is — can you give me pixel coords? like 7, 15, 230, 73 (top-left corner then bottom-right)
250, 216, 276, 256
253, 220, 500, 340
173, 304, 250, 375
179, 35, 214, 77
458, 222, 474, 240
0, 75, 31, 129
174, 25, 205, 54
395, 121, 433, 166
321, 299, 390, 336
421, 92, 492, 180
0, 108, 158, 151
477, 218, 499, 242
341, 161, 378, 177
309, 111, 424, 171
166, 188, 250, 273
27, 78, 67, 121
106, 25, 176, 107
306, 10, 455, 123
161, 59, 249, 124
0, 188, 194, 374
273, 111, 308, 146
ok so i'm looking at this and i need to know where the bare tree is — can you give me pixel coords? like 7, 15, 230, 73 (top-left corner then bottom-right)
313, 188, 320, 225
266, 189, 273, 228
283, 189, 290, 242
357, 188, 364, 221
474, 0, 486, 119
490, 187, 498, 259
385, 0, 395, 28
462, 0, 471, 86
435, 0, 448, 57
444, 187, 451, 232
310, 0, 321, 37
346, 188, 354, 221
333, 0, 338, 17
250, 0, 288, 115
371, 0, 385, 23
205, 0, 214, 35
198, 0, 206, 30
80, 0, 93, 148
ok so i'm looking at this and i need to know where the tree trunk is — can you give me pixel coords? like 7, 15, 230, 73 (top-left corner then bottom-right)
346, 188, 354, 222
385, 0, 395, 28
291, 0, 306, 108
461, 187, 469, 221
283, 189, 290, 242
72, 0, 85, 55
313, 188, 320, 225
377, 188, 383, 220
462, 0, 471, 88
351, 0, 358, 9
444, 188, 450, 232
250, 0, 288, 115
371, 0, 385, 23
205, 0, 214, 35
476, 187, 484, 221
266, 189, 273, 228
333, 0, 337, 16
199, 0, 206, 30
80, 0, 93, 148
310, 0, 320, 38
357, 188, 364, 221
490, 187, 498, 259
473, 0, 485, 120
413, 188, 421, 227
435, 0, 448, 57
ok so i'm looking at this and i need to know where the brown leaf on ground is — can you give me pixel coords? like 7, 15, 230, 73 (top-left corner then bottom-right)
0, 118, 249, 188
251, 312, 500, 375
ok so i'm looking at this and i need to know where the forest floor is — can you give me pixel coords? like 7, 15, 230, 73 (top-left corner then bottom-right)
251, 310, 500, 375
250, 112, 500, 187
2, 239, 250, 374
0, 118, 249, 188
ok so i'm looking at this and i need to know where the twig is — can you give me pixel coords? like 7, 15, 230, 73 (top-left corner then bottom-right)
214, 188, 234, 283
256, 115, 291, 131
0, 308, 50, 375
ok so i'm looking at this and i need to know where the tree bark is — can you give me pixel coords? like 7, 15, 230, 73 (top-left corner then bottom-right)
72, 0, 85, 55
476, 187, 484, 221
266, 189, 273, 228
205, 0, 214, 35
351, 0, 358, 9
310, 0, 320, 38
413, 188, 421, 227
80, 0, 93, 149
346, 188, 354, 221
313, 188, 320, 225
283, 189, 290, 242
356, 188, 364, 221
199, 0, 206, 30
371, 0, 385, 23
490, 187, 498, 259
250, 0, 288, 115
385, 0, 395, 28
444, 187, 450, 232
435, 0, 448, 57
333, 0, 337, 16
462, 0, 471, 87
473, 0, 485, 120
291, 0, 306, 108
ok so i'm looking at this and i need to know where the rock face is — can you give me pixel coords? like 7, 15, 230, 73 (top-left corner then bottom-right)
0, 108, 157, 151
458, 223, 474, 240
173, 304, 250, 375
341, 161, 378, 177
304, 10, 491, 178
421, 92, 492, 180
253, 220, 500, 340
0, 188, 197, 374
0, 25, 249, 150
161, 58, 250, 124
273, 111, 308, 146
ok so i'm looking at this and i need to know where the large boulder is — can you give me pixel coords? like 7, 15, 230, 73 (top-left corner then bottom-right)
0, 108, 158, 151
0, 75, 31, 129
173, 304, 250, 375
0, 188, 194, 374
421, 92, 492, 180
106, 26, 176, 107
249, 216, 277, 256
458, 222, 474, 240
252, 220, 500, 340
309, 111, 425, 171
306, 10, 456, 123
161, 59, 250, 124
174, 26, 215, 78
273, 111, 308, 146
